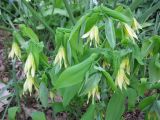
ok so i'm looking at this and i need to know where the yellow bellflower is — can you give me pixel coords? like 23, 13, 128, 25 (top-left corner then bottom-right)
8, 42, 21, 59
23, 74, 34, 95
87, 86, 100, 104
54, 46, 67, 69
124, 23, 138, 40
24, 53, 36, 77
82, 25, 100, 47
115, 58, 130, 90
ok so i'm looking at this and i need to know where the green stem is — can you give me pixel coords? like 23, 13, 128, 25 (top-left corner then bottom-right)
0, 26, 13, 32
21, 0, 55, 36
12, 59, 20, 109
63, 0, 76, 25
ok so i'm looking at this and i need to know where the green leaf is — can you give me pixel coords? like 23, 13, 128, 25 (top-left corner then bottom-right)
131, 43, 144, 65
69, 15, 86, 59
102, 70, 116, 91
43, 7, 69, 17
8, 106, 19, 120
154, 101, 160, 118
138, 96, 156, 110
101, 6, 132, 23
149, 55, 160, 82
60, 83, 81, 106
55, 53, 98, 88
155, 54, 160, 68
31, 111, 46, 120
137, 78, 149, 96
55, 28, 71, 49
39, 82, 48, 108
139, 1, 160, 23
28, 40, 44, 67
39, 53, 49, 67
126, 88, 137, 110
80, 73, 101, 96
130, 0, 144, 11
19, 24, 39, 42
106, 90, 125, 120
95, 66, 116, 91
52, 102, 65, 113
84, 12, 101, 32
141, 39, 153, 58
105, 18, 116, 49
81, 104, 96, 120
13, 31, 25, 45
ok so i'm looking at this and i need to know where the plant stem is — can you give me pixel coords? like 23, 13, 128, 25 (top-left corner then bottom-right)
0, 26, 13, 33
63, 0, 76, 25
12, 59, 20, 109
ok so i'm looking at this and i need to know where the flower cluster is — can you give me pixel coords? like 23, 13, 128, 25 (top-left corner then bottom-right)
23, 53, 36, 94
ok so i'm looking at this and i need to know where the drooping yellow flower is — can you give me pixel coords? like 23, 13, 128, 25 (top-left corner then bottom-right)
115, 58, 130, 90
124, 23, 138, 40
54, 46, 67, 69
87, 86, 100, 104
132, 18, 142, 31
8, 42, 21, 59
24, 53, 36, 77
82, 25, 100, 47
23, 74, 34, 95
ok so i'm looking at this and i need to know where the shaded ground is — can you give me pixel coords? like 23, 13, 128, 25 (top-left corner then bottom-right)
0, 30, 10, 83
